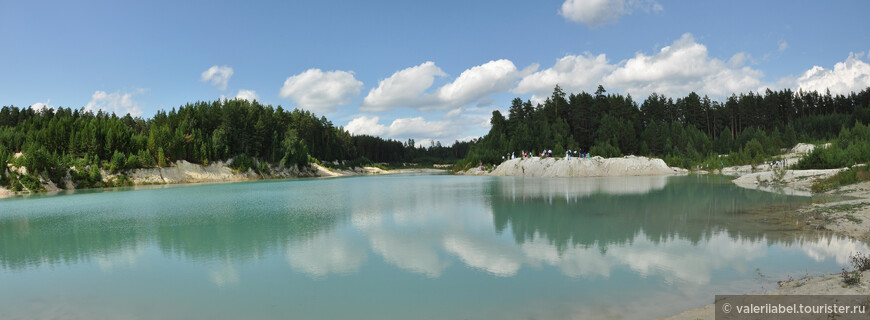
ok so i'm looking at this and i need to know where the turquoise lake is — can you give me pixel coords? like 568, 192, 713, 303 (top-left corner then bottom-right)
1, 174, 867, 319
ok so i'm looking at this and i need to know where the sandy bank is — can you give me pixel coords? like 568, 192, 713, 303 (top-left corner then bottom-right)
0, 160, 447, 198
322, 166, 447, 177
122, 161, 447, 184
667, 179, 870, 320
123, 160, 263, 184
669, 164, 870, 319
797, 180, 870, 241
725, 142, 869, 240
730, 168, 844, 196
716, 142, 825, 176
0, 186, 12, 198
460, 156, 687, 177
665, 269, 870, 320
716, 142, 843, 195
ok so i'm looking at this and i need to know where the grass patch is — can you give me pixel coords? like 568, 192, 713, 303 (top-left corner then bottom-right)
807, 203, 870, 216
845, 214, 863, 224
103, 174, 133, 188
800, 203, 870, 226
811, 166, 870, 193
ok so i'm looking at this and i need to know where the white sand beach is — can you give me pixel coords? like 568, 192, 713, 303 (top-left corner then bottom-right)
460, 155, 687, 177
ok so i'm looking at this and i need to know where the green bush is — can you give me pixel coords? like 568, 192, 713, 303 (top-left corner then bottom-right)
798, 122, 870, 169
109, 151, 126, 173
69, 164, 105, 189
17, 173, 43, 192
138, 149, 155, 167
744, 139, 765, 164
104, 174, 132, 188
125, 154, 140, 169
17, 144, 65, 184
811, 166, 870, 192
345, 157, 373, 169
231, 154, 254, 172
590, 141, 621, 158
157, 147, 167, 168
10, 176, 22, 191
258, 160, 271, 175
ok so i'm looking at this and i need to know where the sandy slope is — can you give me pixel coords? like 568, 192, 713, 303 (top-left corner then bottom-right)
121, 161, 448, 184
0, 161, 447, 198
730, 168, 844, 196
462, 156, 687, 177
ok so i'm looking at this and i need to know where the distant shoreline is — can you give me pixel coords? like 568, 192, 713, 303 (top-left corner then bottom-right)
0, 161, 448, 199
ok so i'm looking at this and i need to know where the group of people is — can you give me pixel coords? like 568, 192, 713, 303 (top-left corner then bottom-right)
500, 149, 592, 162
769, 159, 789, 168
565, 150, 591, 159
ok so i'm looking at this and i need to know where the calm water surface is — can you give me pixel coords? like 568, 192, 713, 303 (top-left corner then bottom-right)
1, 174, 866, 319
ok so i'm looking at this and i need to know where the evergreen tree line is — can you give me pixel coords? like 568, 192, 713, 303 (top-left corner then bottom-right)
0, 99, 469, 190
458, 85, 870, 169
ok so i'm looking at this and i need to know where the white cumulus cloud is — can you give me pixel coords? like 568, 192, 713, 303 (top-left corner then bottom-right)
201, 65, 234, 90
361, 61, 446, 112
285, 233, 366, 277
30, 99, 54, 112
603, 33, 764, 98
234, 89, 259, 102
514, 52, 614, 97
346, 116, 456, 140
514, 33, 765, 100
727, 52, 750, 68
793, 53, 870, 95
345, 116, 387, 136
362, 60, 528, 112
434, 59, 526, 109
85, 89, 145, 116
279, 68, 363, 114
560, 0, 662, 28
345, 115, 484, 146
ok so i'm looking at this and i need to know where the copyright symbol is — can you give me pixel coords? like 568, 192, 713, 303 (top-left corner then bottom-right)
722, 303, 732, 313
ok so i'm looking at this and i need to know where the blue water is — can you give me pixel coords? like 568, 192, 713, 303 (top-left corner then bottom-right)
0, 174, 865, 319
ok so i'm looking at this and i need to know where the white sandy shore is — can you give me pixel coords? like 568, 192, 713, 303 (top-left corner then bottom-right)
717, 143, 825, 176
666, 143, 870, 319
460, 155, 687, 177
0, 161, 447, 198
666, 179, 870, 320
730, 168, 844, 196
665, 269, 870, 320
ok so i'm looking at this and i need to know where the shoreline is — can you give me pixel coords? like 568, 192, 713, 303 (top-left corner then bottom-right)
666, 164, 870, 319
0, 161, 448, 199
456, 155, 688, 177
6, 147, 868, 319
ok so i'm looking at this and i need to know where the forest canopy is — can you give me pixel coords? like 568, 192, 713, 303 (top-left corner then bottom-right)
2, 85, 869, 190
0, 99, 470, 190
456, 85, 870, 170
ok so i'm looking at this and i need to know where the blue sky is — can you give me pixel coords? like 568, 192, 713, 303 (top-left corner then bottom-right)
2, 0, 870, 146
